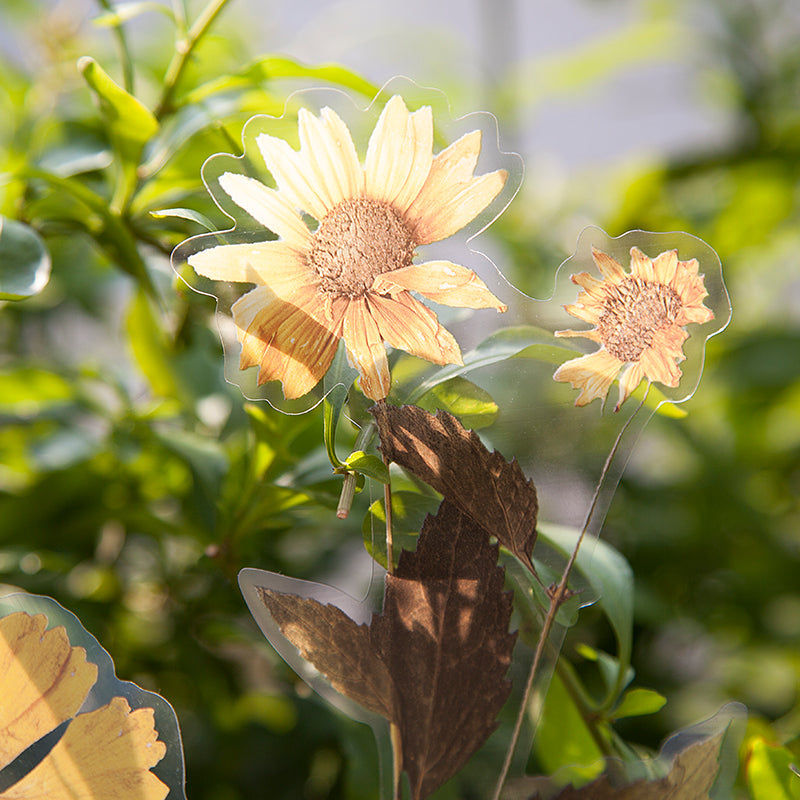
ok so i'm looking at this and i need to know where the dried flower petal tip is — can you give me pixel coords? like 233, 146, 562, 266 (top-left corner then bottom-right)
553, 245, 714, 411
187, 94, 510, 402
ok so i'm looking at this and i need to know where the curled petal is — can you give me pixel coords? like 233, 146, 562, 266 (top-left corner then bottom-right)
372, 261, 507, 310
554, 349, 622, 407
652, 249, 679, 285
342, 297, 391, 400
590, 247, 626, 282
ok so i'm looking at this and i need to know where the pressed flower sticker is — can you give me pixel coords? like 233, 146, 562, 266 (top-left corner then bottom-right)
176, 84, 517, 406
0, 594, 184, 800
553, 229, 729, 412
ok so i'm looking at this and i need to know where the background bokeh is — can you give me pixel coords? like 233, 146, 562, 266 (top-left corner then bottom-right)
1, 0, 798, 798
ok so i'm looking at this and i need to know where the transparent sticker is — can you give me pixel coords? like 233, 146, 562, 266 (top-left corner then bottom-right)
171, 76, 523, 414
0, 592, 185, 800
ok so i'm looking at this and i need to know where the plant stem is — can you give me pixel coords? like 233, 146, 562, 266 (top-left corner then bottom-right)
96, 0, 135, 93
491, 395, 646, 800
384, 454, 394, 575
155, 0, 231, 118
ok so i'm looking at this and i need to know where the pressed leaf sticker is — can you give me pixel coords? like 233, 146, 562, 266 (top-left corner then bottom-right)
371, 403, 539, 573
0, 600, 182, 800
256, 500, 516, 800
527, 732, 725, 799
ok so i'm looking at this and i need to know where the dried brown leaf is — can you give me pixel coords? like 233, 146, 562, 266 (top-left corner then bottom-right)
256, 588, 394, 719
372, 500, 517, 799
371, 402, 539, 572
528, 733, 724, 800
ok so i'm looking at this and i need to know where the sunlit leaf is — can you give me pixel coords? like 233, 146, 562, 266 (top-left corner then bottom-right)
612, 688, 667, 720
745, 739, 800, 800
0, 217, 51, 300
341, 451, 389, 483
416, 376, 498, 429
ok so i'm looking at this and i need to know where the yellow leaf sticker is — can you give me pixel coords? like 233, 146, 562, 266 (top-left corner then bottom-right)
0, 607, 174, 800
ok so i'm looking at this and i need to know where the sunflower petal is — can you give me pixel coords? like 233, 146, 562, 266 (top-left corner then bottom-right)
629, 247, 656, 282
342, 297, 391, 400
188, 240, 311, 290
218, 173, 310, 248
372, 261, 506, 310
590, 247, 626, 282
616, 361, 646, 411
365, 96, 433, 207
368, 292, 463, 366
409, 169, 507, 245
256, 133, 329, 220
299, 107, 364, 208
652, 249, 679, 285
554, 348, 622, 406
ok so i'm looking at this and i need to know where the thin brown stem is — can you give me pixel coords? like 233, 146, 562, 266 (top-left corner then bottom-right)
491, 394, 647, 800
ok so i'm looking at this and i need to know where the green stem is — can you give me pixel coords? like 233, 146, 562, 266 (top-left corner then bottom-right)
491, 394, 647, 800
335, 420, 376, 519
156, 0, 232, 118
96, 0, 135, 93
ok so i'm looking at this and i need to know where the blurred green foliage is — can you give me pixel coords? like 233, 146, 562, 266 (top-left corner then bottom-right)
0, 0, 799, 798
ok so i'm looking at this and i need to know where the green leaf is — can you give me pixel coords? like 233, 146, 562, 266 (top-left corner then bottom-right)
186, 55, 378, 106
404, 326, 569, 404
533, 669, 605, 786
416, 376, 498, 429
342, 451, 389, 483
79, 57, 158, 160
612, 687, 667, 720
322, 346, 358, 469
746, 739, 800, 800
0, 216, 51, 300
538, 522, 634, 707
362, 491, 440, 569
0, 368, 74, 415
149, 207, 216, 231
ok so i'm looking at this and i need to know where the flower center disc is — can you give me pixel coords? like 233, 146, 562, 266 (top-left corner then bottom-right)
599, 277, 682, 362
308, 198, 416, 298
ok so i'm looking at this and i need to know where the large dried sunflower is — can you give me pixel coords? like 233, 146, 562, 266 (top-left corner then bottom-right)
554, 246, 714, 411
188, 95, 508, 401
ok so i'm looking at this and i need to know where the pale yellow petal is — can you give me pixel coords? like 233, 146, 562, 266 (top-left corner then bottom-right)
556, 326, 602, 343
553, 349, 622, 406
392, 105, 434, 211
615, 361, 646, 411
188, 241, 311, 290
218, 172, 311, 248
318, 107, 364, 199
372, 261, 506, 310
590, 247, 626, 282
255, 133, 329, 220
652, 249, 679, 285
639, 333, 683, 387
0, 613, 97, 771
368, 292, 462, 366
629, 247, 655, 282
1, 697, 168, 800
342, 297, 391, 400
364, 96, 433, 206
405, 130, 481, 222
408, 169, 507, 245
256, 292, 344, 399
231, 286, 273, 370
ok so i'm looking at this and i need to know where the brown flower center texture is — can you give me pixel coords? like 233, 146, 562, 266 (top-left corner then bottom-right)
308, 198, 416, 297
598, 277, 682, 362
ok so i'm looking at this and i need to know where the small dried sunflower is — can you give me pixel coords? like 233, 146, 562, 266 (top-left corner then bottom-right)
554, 246, 714, 410
189, 95, 508, 401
